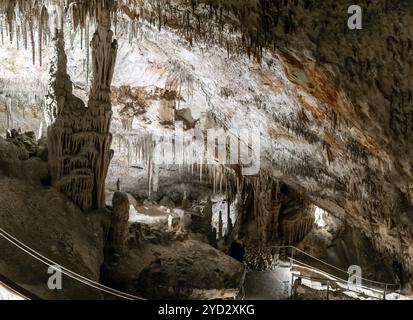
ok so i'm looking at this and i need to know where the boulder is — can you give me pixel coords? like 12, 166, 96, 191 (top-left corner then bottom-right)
7, 131, 37, 158
159, 196, 175, 208
102, 239, 245, 300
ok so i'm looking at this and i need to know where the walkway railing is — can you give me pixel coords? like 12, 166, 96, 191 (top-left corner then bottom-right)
0, 273, 40, 300
272, 245, 400, 300
1, 226, 398, 300
291, 273, 382, 300
0, 227, 145, 300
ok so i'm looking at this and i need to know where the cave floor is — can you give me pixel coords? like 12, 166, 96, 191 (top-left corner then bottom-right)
244, 268, 292, 300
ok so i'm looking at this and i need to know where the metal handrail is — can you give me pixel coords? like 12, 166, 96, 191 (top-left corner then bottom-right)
0, 227, 145, 300
291, 259, 385, 296
273, 245, 399, 288
291, 273, 382, 300
0, 274, 38, 300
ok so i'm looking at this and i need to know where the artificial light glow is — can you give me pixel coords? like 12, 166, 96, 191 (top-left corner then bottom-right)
314, 207, 327, 228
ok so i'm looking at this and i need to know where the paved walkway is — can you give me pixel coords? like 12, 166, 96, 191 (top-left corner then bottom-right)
244, 267, 291, 300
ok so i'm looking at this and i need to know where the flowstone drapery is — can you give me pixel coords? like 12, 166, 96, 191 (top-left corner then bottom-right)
47, 5, 117, 211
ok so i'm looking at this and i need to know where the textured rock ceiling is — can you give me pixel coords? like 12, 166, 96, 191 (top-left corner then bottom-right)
1, 1, 413, 275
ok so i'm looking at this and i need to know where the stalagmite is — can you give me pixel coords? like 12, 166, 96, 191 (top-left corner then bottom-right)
111, 192, 130, 255
47, 2, 118, 211
6, 98, 12, 130
167, 214, 173, 232
218, 211, 223, 240
226, 197, 233, 237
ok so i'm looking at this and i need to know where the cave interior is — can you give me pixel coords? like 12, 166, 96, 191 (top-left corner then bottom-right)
0, 0, 413, 301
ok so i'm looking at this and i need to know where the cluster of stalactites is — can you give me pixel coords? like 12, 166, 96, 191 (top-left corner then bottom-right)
115, 132, 242, 199
231, 173, 281, 243
0, 0, 129, 68
281, 210, 314, 245
0, 0, 115, 28
0, 79, 47, 130
1, 0, 278, 64
0, 0, 59, 66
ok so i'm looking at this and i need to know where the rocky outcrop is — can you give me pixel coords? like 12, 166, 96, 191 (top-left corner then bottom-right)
102, 238, 245, 300
189, 196, 217, 247
0, 137, 107, 299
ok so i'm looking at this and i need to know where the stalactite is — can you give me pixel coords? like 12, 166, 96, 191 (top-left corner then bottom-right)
0, 16, 3, 45
128, 20, 132, 45
8, 17, 12, 44
1, 0, 274, 65
15, 20, 19, 49
29, 18, 35, 65
23, 18, 27, 49
86, 16, 90, 85
38, 20, 42, 66
281, 211, 314, 245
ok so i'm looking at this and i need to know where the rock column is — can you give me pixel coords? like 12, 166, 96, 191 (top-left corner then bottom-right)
47, 3, 117, 211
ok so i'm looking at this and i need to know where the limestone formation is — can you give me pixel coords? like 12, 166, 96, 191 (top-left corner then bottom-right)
47, 3, 117, 211
281, 210, 314, 245
111, 191, 130, 255
6, 130, 38, 158
190, 196, 216, 247
236, 175, 283, 244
